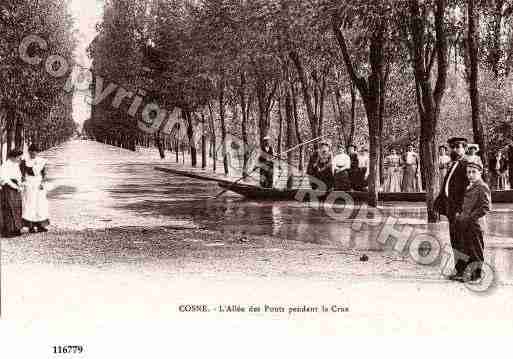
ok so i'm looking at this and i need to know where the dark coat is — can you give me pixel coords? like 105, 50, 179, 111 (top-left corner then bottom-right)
435, 158, 469, 218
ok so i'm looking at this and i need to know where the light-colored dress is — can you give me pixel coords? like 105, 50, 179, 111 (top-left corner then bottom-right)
439, 154, 451, 190
383, 154, 402, 192
21, 157, 49, 226
402, 151, 420, 192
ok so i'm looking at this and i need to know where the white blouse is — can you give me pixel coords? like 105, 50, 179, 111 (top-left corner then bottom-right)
1, 159, 22, 185
24, 156, 47, 177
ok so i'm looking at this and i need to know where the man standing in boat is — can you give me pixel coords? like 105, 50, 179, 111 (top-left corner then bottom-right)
435, 137, 470, 281
258, 135, 274, 188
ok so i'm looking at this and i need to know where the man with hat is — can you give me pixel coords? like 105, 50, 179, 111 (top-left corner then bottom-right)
455, 159, 491, 282
307, 139, 334, 190
435, 137, 470, 281
258, 135, 274, 188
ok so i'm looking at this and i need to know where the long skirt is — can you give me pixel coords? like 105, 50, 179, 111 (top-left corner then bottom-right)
491, 172, 508, 191
401, 165, 418, 192
334, 169, 351, 191
1, 185, 23, 236
22, 176, 50, 227
383, 167, 402, 192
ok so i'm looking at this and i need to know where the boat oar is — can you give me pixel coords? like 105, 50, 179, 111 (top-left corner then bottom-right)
214, 166, 260, 199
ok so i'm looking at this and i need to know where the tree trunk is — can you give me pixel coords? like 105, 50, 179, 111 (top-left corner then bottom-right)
240, 72, 250, 178
332, 15, 386, 207
201, 113, 207, 169
289, 50, 318, 141
468, 0, 488, 179
208, 102, 217, 172
408, 0, 448, 222
218, 86, 228, 175
14, 119, 23, 151
183, 110, 197, 167
291, 82, 303, 171
6, 116, 14, 154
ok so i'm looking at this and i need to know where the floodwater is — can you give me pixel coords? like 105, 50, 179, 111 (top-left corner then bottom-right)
41, 140, 513, 280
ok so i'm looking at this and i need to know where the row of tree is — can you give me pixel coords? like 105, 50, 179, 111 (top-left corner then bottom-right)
86, 0, 513, 222
0, 0, 78, 161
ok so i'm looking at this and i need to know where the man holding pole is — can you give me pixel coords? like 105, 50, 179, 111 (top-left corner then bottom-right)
258, 135, 274, 188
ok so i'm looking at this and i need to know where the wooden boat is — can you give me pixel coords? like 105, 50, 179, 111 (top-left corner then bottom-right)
155, 166, 513, 203
217, 182, 427, 202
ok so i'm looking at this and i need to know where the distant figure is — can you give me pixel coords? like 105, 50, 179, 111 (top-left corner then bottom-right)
258, 136, 274, 188
1, 150, 24, 237
352, 148, 369, 191
307, 140, 334, 190
506, 142, 513, 189
347, 144, 359, 190
465, 144, 483, 168
489, 150, 508, 191
401, 144, 420, 192
456, 159, 491, 282
439, 145, 451, 190
21, 144, 49, 233
383, 148, 402, 193
332, 144, 351, 191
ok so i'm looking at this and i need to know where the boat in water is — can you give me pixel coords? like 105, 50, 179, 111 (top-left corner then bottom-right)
155, 166, 513, 203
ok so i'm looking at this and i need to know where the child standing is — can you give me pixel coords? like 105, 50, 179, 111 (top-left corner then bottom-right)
455, 160, 491, 283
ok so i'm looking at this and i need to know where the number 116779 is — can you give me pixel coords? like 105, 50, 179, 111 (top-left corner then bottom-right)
53, 346, 84, 354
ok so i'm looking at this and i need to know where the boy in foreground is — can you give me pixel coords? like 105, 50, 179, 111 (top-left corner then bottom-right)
454, 160, 491, 283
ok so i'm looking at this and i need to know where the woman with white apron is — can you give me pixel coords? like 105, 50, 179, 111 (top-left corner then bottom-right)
21, 145, 49, 232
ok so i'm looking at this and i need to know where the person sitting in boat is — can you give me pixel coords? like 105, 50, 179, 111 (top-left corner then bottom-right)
307, 140, 334, 190
382, 147, 402, 193
401, 143, 420, 193
353, 148, 369, 191
258, 135, 274, 188
347, 144, 359, 190
332, 144, 351, 191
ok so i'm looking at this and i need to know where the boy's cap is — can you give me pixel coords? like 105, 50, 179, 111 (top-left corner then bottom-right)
467, 160, 483, 171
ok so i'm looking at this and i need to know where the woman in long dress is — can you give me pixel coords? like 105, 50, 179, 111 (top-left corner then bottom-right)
21, 144, 50, 232
401, 144, 420, 192
382, 148, 402, 192
490, 150, 508, 191
438, 145, 451, 189
1, 150, 24, 237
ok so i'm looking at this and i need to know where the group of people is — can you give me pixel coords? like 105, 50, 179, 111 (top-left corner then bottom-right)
306, 140, 369, 192
1, 145, 49, 237
305, 140, 422, 193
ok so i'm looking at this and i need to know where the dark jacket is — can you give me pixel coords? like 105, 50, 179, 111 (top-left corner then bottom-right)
435, 157, 469, 217
460, 179, 491, 222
